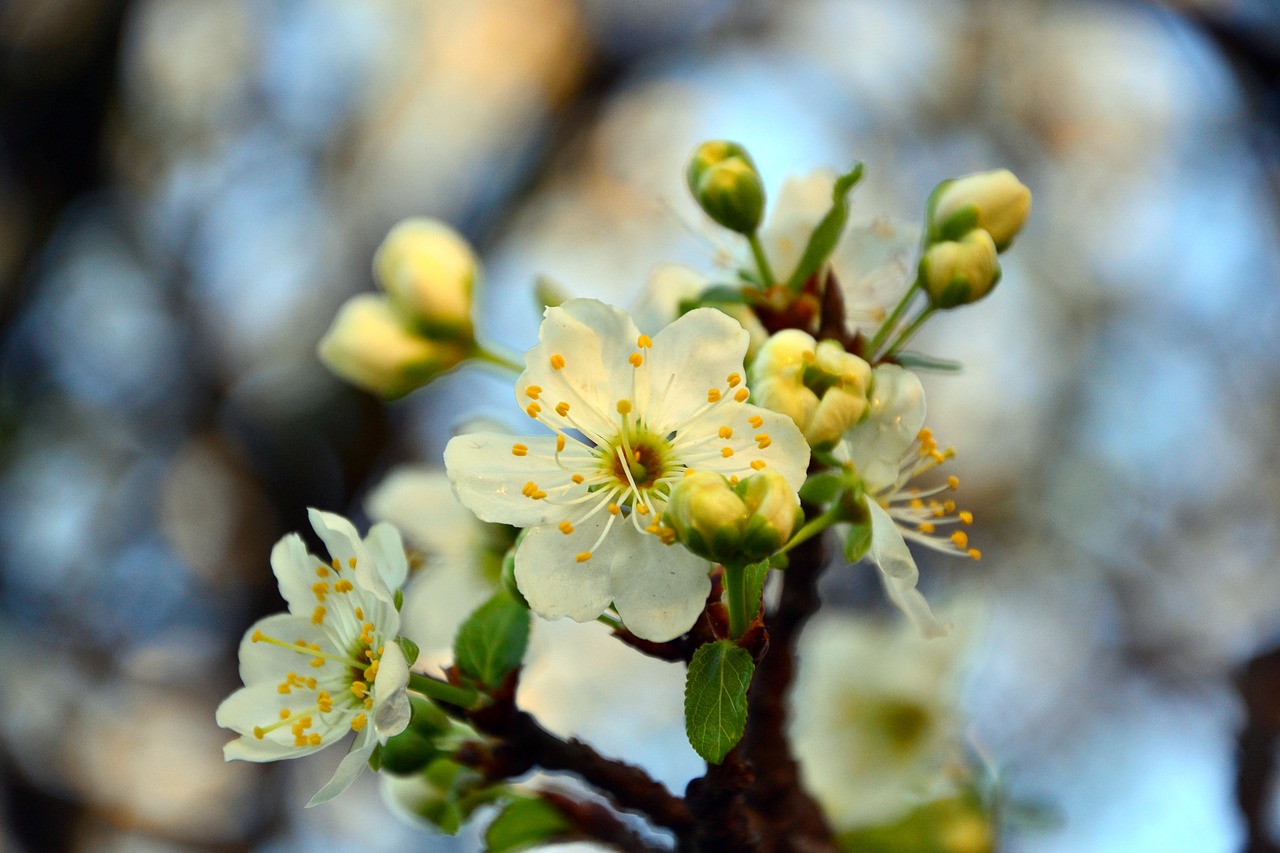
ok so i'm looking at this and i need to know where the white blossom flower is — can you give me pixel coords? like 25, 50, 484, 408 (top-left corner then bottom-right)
790, 613, 968, 830
216, 509, 412, 806
837, 365, 979, 638
444, 298, 809, 642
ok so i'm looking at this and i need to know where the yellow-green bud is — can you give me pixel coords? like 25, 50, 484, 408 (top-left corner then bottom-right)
738, 468, 800, 560
928, 169, 1031, 251
919, 230, 1001, 308
686, 140, 765, 235
373, 218, 478, 339
317, 294, 463, 398
750, 331, 871, 451
666, 471, 749, 563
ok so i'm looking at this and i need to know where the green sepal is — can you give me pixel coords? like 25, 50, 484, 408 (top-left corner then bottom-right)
499, 540, 527, 607
453, 590, 531, 689
679, 284, 750, 314
378, 696, 452, 775
485, 796, 574, 852
799, 470, 848, 505
684, 640, 755, 764
743, 559, 771, 624
784, 162, 865, 292
394, 588, 404, 611
396, 636, 420, 666
892, 350, 964, 373
844, 521, 873, 563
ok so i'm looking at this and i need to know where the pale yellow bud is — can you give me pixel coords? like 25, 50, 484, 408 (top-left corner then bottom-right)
317, 295, 462, 398
373, 218, 477, 338
806, 387, 866, 451
920, 230, 1001, 308
739, 468, 800, 560
929, 169, 1031, 251
666, 471, 748, 563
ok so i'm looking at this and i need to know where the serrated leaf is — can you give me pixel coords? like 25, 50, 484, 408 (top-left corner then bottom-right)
454, 591, 531, 689
785, 162, 865, 291
893, 350, 964, 373
844, 522, 873, 563
485, 797, 573, 852
685, 640, 755, 764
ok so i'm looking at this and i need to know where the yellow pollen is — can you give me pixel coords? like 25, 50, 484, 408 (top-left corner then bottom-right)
943, 500, 956, 513
311, 606, 326, 625
318, 691, 333, 713
947, 475, 960, 490
531, 489, 547, 500
334, 579, 354, 593
355, 607, 364, 620
253, 726, 266, 739
931, 450, 946, 462
629, 352, 643, 367
558, 521, 574, 535
364, 660, 380, 681
360, 622, 375, 643
279, 708, 291, 720
637, 503, 650, 515
719, 426, 733, 439
727, 372, 741, 387
556, 401, 570, 416
512, 443, 528, 457
721, 447, 734, 458
707, 388, 722, 402
308, 733, 321, 746
309, 657, 325, 669
756, 436, 772, 449
364, 697, 373, 710
312, 582, 329, 601
608, 503, 620, 515
351, 681, 368, 698
526, 402, 541, 418
572, 473, 585, 484
557, 434, 566, 452
749, 415, 764, 429
637, 334, 652, 348
909, 498, 925, 509
332, 558, 341, 571
684, 469, 696, 477
951, 531, 969, 549
918, 427, 933, 441
751, 460, 766, 470
959, 510, 974, 524
351, 713, 367, 732
918, 522, 936, 534
315, 566, 330, 578
968, 548, 982, 561
729, 475, 739, 486
550, 354, 566, 370
646, 523, 661, 534
734, 388, 749, 402
525, 385, 542, 399
348, 557, 356, 569
523, 481, 538, 497
617, 399, 633, 415
576, 551, 592, 562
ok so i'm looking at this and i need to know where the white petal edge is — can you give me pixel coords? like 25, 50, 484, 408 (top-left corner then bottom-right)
608, 527, 710, 642
645, 307, 750, 428
306, 726, 377, 807
372, 641, 411, 739
513, 514, 615, 624
445, 432, 589, 527
866, 501, 948, 638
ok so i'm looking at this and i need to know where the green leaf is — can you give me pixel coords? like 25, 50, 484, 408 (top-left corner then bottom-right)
454, 591, 531, 689
744, 560, 771, 624
784, 162, 865, 292
799, 471, 847, 505
485, 797, 573, 852
844, 522, 873, 563
685, 640, 755, 764
892, 350, 964, 373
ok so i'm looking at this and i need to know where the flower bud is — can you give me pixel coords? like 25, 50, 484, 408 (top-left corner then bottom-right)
318, 294, 464, 398
919, 230, 1001, 308
373, 218, 478, 338
928, 169, 1031, 250
750, 331, 871, 450
666, 471, 748, 563
686, 140, 765, 235
737, 468, 801, 560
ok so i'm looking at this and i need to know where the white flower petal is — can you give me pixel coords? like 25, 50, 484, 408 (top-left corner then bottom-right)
361, 521, 408, 602
236, 613, 336, 686
687, 405, 810, 493
366, 467, 479, 557
270, 534, 321, 616
307, 726, 378, 807
608, 527, 710, 642
372, 641, 411, 739
866, 502, 948, 638
645, 308, 750, 427
760, 172, 837, 281
445, 432, 591, 527
514, 514, 615, 624
844, 365, 925, 492
217, 682, 346, 758
308, 508, 371, 572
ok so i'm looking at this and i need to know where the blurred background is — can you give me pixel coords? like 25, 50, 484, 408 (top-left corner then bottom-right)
2, 0, 1279, 850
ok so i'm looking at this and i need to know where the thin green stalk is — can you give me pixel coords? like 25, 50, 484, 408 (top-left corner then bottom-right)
723, 562, 750, 640
779, 505, 844, 556
867, 276, 921, 355
471, 345, 523, 374
882, 305, 936, 357
409, 673, 478, 708
747, 232, 777, 289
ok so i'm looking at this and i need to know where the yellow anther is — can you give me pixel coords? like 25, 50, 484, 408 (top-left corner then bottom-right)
364, 660, 380, 681
734, 388, 749, 402
559, 521, 574, 535
334, 579, 354, 593
959, 510, 974, 524
252, 629, 265, 643
576, 551, 592, 562
351, 713, 367, 732
729, 475, 739, 486
254, 726, 266, 739
909, 498, 925, 509
351, 681, 368, 698
317, 691, 333, 713
801, 350, 816, 363
947, 475, 960, 490
918, 522, 937, 534
304, 676, 316, 689
531, 489, 547, 500
721, 447, 734, 458
557, 434, 566, 452
951, 530, 969, 549
727, 372, 741, 387
348, 557, 357, 569
637, 503, 650, 515
646, 523, 661, 534
311, 582, 329, 601
684, 468, 697, 477
525, 385, 542, 399
308, 733, 322, 746
931, 450, 946, 463
315, 566, 330, 578
309, 656, 325, 669
750, 460, 766, 470
617, 399, 633, 415
279, 708, 291, 720
331, 558, 341, 571
311, 606, 326, 625
364, 697, 373, 710
719, 426, 733, 439
360, 622, 375, 643
556, 401, 570, 416
550, 354, 566, 370
629, 352, 643, 367
526, 402, 541, 418
918, 428, 933, 441
572, 473, 585, 484
708, 388, 722, 402
523, 481, 537, 497
756, 436, 772, 449
637, 334, 652, 348
354, 607, 364, 620
968, 548, 982, 561
277, 684, 291, 695
608, 503, 620, 515
943, 500, 956, 513
748, 415, 764, 429
512, 443, 528, 457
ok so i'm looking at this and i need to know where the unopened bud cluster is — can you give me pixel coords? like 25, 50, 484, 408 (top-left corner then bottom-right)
687, 140, 766, 236
667, 469, 800, 565
921, 169, 1030, 308
319, 218, 478, 398
750, 330, 871, 451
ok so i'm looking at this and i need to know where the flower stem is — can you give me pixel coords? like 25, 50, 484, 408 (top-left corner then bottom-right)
747, 233, 777, 289
408, 673, 478, 708
779, 506, 843, 556
471, 344, 523, 374
882, 304, 936, 357
723, 562, 750, 640
867, 275, 921, 356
